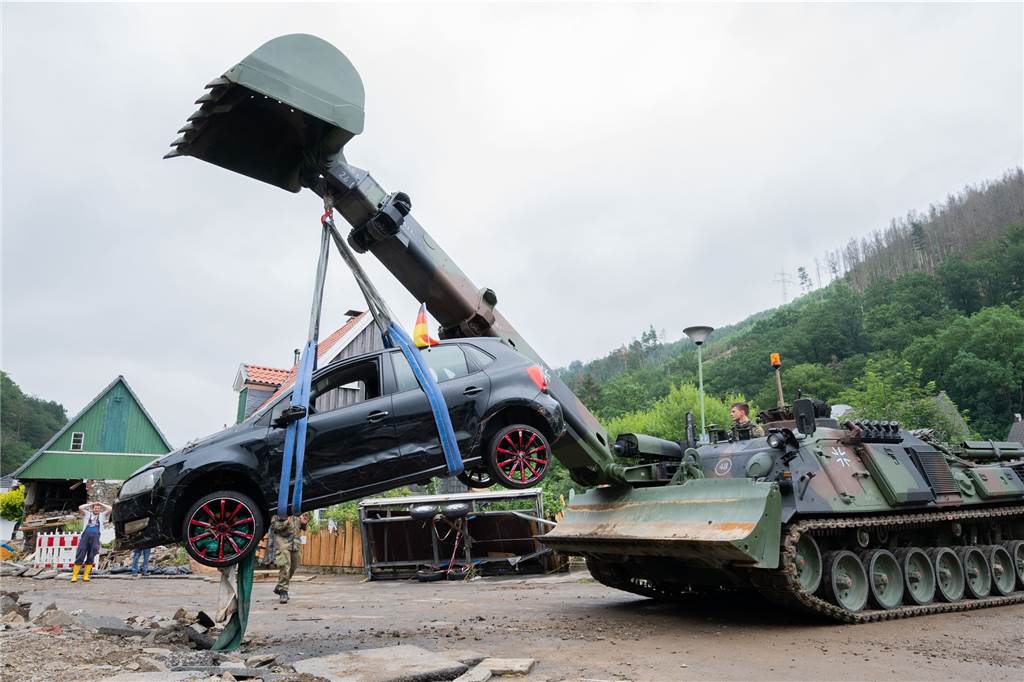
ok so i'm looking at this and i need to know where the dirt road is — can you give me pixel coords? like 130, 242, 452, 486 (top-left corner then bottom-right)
5, 569, 1023, 681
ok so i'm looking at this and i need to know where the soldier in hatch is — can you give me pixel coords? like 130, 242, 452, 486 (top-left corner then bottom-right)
730, 402, 765, 437
270, 512, 309, 603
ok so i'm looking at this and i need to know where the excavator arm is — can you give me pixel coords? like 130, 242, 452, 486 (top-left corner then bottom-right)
319, 160, 625, 486
166, 33, 624, 486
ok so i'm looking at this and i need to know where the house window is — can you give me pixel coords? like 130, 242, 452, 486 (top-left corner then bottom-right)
70, 432, 85, 451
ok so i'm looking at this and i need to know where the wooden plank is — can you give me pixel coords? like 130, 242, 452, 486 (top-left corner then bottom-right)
321, 531, 332, 566
343, 520, 355, 567
310, 532, 321, 566
334, 530, 345, 566
351, 526, 363, 567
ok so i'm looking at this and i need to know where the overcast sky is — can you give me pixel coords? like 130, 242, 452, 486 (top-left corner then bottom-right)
3, 3, 1022, 447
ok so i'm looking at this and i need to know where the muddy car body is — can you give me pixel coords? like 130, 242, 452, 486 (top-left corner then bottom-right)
113, 337, 564, 566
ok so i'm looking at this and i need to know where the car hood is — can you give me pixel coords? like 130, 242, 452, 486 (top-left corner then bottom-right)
129, 421, 255, 477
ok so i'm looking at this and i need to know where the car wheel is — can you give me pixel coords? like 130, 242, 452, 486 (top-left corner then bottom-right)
181, 490, 264, 568
485, 424, 551, 489
457, 468, 495, 489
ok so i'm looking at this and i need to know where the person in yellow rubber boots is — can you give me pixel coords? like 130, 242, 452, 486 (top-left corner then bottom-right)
70, 501, 111, 583
270, 512, 308, 603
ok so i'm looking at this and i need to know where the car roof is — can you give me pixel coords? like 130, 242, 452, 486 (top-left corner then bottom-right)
321, 336, 509, 371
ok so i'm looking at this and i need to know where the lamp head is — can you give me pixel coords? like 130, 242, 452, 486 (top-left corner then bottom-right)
683, 325, 714, 346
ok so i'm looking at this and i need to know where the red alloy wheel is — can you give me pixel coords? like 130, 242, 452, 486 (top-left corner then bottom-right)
487, 424, 551, 489
182, 491, 263, 567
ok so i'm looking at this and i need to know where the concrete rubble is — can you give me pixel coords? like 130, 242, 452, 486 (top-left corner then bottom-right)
1, 588, 546, 682
476, 659, 536, 676
292, 645, 468, 681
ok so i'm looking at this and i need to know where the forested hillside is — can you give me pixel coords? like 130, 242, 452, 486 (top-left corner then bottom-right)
561, 169, 1024, 442
1, 372, 67, 475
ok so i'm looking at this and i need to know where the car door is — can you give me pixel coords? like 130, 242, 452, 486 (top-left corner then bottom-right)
388, 345, 492, 473
299, 355, 399, 501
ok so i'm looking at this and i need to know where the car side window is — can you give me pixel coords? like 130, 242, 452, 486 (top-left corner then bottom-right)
267, 394, 292, 424
463, 344, 495, 369
391, 346, 470, 393
310, 358, 381, 414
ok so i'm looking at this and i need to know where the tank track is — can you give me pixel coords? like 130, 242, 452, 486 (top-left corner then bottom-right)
755, 504, 1024, 623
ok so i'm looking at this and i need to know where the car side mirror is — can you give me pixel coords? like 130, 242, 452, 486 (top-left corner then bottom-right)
793, 398, 816, 436
272, 405, 307, 429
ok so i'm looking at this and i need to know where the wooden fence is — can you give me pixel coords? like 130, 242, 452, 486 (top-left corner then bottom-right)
299, 522, 364, 568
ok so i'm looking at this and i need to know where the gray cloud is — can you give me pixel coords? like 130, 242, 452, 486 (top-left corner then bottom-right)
3, 3, 1021, 446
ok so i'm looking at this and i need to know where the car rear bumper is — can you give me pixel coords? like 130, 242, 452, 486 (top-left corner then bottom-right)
111, 491, 175, 550
537, 394, 567, 441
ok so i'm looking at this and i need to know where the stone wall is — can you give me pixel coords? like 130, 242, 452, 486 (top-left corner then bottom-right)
85, 480, 120, 506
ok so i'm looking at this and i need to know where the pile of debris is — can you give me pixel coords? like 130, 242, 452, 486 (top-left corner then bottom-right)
3, 592, 541, 681
101, 544, 193, 575
0, 596, 305, 681
0, 550, 194, 580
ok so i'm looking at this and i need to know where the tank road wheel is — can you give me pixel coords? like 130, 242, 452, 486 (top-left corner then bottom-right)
822, 551, 869, 613
860, 549, 904, 610
1005, 540, 1024, 589
485, 424, 551, 489
896, 548, 936, 605
457, 468, 495, 489
955, 546, 992, 599
983, 545, 1016, 596
927, 547, 965, 602
182, 491, 264, 568
793, 534, 823, 594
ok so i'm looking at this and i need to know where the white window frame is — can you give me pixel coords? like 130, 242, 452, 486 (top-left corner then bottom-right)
70, 432, 85, 451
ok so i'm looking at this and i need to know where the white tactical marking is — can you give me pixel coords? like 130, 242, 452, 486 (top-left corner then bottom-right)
831, 446, 852, 468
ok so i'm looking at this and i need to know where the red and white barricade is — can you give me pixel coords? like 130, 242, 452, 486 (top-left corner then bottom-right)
33, 532, 97, 569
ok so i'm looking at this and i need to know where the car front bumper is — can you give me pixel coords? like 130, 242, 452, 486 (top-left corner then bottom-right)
111, 491, 175, 550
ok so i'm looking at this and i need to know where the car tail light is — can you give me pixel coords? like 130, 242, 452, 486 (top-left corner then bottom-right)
527, 365, 549, 393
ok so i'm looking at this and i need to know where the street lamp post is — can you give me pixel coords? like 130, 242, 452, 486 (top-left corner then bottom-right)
683, 325, 714, 438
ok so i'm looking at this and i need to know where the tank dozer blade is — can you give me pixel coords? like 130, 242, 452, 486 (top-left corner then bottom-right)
165, 33, 365, 192
542, 479, 782, 569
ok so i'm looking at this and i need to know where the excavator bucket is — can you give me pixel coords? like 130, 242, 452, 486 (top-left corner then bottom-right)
166, 33, 365, 192
542, 479, 782, 569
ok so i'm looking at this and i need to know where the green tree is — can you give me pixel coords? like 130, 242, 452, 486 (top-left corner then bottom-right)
836, 356, 968, 442
603, 384, 747, 442
1, 372, 67, 475
862, 273, 952, 352
596, 375, 654, 419
904, 305, 1024, 438
936, 256, 982, 314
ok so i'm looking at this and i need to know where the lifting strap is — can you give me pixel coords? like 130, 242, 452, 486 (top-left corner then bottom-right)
276, 203, 464, 518
275, 210, 332, 518
322, 208, 463, 477
218, 203, 463, 652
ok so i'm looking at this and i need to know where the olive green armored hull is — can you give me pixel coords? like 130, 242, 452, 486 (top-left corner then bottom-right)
544, 425, 1024, 622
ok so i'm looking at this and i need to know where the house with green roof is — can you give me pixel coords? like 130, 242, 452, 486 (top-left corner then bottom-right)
13, 376, 172, 513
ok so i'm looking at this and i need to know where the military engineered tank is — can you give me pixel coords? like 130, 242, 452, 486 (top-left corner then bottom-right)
542, 399, 1024, 622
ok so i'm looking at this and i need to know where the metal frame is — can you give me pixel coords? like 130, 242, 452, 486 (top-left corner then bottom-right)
358, 488, 552, 580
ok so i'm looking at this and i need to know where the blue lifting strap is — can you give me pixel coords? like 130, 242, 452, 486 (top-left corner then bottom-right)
276, 337, 317, 517
276, 207, 464, 518
384, 322, 463, 476
276, 213, 332, 518
322, 209, 463, 476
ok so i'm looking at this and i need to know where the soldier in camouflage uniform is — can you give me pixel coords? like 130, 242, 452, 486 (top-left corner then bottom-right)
270, 513, 308, 603
730, 402, 765, 438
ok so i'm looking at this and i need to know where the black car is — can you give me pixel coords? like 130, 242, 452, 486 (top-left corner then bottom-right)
112, 338, 564, 567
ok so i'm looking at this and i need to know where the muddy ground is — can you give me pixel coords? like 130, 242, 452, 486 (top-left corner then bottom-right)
3, 568, 1023, 681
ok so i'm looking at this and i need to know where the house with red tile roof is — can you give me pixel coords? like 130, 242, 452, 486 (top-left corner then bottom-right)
232, 311, 384, 422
